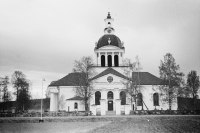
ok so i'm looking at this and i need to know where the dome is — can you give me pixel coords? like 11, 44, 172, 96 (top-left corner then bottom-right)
96, 34, 124, 49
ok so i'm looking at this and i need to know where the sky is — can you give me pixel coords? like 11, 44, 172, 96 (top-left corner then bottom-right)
0, 0, 200, 99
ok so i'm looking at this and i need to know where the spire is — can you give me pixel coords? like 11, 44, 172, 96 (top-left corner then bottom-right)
104, 12, 114, 34
107, 12, 111, 19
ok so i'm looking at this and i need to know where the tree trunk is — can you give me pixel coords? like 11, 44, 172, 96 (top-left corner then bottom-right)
169, 92, 171, 110
130, 97, 133, 111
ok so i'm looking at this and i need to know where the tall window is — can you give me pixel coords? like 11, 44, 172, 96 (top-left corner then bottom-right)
107, 91, 113, 99
108, 55, 112, 67
95, 91, 101, 105
137, 93, 143, 106
114, 55, 119, 67
74, 102, 78, 109
120, 91, 126, 105
101, 55, 105, 67
153, 93, 159, 106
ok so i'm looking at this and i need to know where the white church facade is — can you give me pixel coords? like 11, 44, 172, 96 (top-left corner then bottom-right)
48, 13, 177, 115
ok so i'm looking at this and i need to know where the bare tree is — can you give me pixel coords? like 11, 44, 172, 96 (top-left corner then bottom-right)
122, 56, 143, 111
72, 56, 95, 113
159, 53, 184, 110
58, 94, 66, 111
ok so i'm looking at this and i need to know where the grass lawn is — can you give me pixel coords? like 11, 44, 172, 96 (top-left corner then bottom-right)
0, 116, 200, 133
0, 122, 111, 133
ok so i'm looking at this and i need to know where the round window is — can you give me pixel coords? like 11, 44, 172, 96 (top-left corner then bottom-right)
107, 76, 113, 83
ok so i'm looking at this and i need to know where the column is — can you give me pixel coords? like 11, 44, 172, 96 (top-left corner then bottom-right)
115, 99, 121, 115
105, 53, 107, 66
112, 52, 114, 66
96, 53, 98, 66
56, 93, 58, 111
50, 93, 55, 111
97, 53, 100, 66
100, 99, 106, 115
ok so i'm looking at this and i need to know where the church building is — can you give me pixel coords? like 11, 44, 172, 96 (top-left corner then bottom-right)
48, 13, 177, 115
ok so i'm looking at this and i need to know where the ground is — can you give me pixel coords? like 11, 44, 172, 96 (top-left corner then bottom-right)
0, 115, 200, 133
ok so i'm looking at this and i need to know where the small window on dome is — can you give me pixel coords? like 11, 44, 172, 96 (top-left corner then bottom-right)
108, 22, 110, 24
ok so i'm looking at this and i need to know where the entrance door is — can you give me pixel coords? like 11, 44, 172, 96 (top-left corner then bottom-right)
108, 100, 113, 111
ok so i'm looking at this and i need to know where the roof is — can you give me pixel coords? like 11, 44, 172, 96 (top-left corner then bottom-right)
49, 69, 166, 87
96, 34, 124, 49
90, 67, 128, 81
49, 73, 86, 87
66, 96, 84, 101
132, 72, 166, 85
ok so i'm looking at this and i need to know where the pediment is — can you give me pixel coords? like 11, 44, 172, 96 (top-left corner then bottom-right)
93, 73, 126, 83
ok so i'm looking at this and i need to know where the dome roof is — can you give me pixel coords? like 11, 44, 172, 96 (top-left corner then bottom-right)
96, 34, 124, 49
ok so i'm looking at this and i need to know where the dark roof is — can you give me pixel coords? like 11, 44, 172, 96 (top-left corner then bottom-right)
90, 68, 128, 81
132, 72, 166, 85
66, 96, 84, 101
49, 70, 166, 87
49, 73, 86, 87
96, 34, 124, 49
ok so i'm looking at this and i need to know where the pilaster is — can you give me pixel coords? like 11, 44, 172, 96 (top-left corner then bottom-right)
115, 99, 121, 115
114, 88, 120, 100
100, 99, 106, 115
101, 88, 107, 99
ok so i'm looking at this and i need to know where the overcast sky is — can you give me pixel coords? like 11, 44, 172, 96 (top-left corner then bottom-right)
0, 0, 200, 98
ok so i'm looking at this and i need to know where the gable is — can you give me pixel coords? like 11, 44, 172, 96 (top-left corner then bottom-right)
90, 67, 128, 81
93, 73, 125, 83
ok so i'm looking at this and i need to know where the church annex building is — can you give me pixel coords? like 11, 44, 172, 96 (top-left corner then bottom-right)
48, 13, 177, 115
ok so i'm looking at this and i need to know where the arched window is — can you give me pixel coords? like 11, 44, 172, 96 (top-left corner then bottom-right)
120, 91, 126, 105
74, 102, 78, 109
153, 93, 159, 106
114, 55, 119, 67
108, 55, 112, 67
137, 93, 143, 106
107, 91, 113, 99
95, 91, 101, 105
101, 55, 105, 67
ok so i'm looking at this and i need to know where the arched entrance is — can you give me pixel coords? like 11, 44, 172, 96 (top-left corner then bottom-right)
101, 55, 105, 67
114, 55, 119, 67
108, 100, 113, 111
108, 55, 112, 67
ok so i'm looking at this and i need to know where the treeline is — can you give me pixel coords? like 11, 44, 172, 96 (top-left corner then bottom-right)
0, 71, 40, 112
0, 98, 50, 112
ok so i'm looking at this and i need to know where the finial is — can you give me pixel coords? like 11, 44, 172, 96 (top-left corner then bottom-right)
107, 12, 111, 19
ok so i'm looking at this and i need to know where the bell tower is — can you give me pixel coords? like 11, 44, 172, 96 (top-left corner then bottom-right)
104, 12, 115, 34
94, 13, 125, 67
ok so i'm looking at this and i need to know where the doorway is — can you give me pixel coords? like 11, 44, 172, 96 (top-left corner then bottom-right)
108, 100, 113, 111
